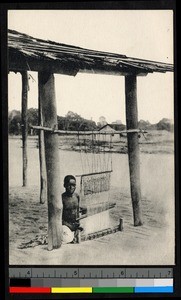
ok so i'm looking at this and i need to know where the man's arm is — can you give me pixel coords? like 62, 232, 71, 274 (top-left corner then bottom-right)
77, 193, 87, 215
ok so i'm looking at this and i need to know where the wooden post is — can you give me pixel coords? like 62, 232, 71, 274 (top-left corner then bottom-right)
125, 75, 143, 226
21, 71, 28, 187
38, 81, 47, 204
38, 71, 62, 250
119, 218, 124, 231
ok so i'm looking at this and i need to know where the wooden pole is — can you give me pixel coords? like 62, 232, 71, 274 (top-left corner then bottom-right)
30, 126, 146, 135
38, 71, 62, 250
38, 80, 47, 204
21, 71, 28, 187
125, 75, 143, 226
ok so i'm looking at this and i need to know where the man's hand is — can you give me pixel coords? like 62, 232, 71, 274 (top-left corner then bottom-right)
72, 222, 83, 231
79, 207, 87, 214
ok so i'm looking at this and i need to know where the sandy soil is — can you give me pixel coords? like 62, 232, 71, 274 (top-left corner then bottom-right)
8, 135, 175, 265
9, 185, 174, 265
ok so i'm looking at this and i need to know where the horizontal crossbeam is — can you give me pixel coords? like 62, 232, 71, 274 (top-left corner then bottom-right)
31, 125, 147, 135
76, 170, 112, 177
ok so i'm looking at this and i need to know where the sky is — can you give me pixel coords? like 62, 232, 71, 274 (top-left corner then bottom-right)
8, 10, 174, 124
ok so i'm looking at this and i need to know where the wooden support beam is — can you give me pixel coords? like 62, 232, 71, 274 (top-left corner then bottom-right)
30, 125, 147, 135
38, 81, 47, 204
125, 75, 143, 226
21, 71, 28, 187
38, 71, 62, 250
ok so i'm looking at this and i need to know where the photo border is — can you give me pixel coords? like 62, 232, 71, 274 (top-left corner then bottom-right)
1, 1, 179, 299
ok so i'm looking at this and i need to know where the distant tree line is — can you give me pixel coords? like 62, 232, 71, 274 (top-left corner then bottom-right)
138, 118, 174, 132
8, 108, 174, 135
57, 111, 97, 131
8, 108, 39, 135
8, 109, 97, 135
156, 118, 174, 132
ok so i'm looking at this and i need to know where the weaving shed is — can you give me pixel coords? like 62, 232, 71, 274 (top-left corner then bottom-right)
8, 29, 174, 250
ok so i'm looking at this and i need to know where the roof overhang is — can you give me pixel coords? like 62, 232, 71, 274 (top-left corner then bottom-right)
8, 30, 174, 76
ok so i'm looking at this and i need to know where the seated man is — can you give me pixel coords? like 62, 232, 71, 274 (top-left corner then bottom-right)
62, 175, 86, 243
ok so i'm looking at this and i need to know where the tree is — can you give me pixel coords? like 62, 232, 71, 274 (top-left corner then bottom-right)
8, 110, 21, 135
138, 119, 151, 130
157, 118, 174, 132
65, 111, 82, 130
57, 116, 66, 130
27, 108, 38, 134
8, 109, 98, 134
64, 111, 97, 131
8, 108, 39, 135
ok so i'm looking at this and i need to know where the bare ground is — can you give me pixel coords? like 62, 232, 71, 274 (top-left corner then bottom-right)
8, 134, 175, 265
9, 185, 174, 265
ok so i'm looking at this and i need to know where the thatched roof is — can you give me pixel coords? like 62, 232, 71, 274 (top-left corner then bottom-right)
8, 29, 174, 76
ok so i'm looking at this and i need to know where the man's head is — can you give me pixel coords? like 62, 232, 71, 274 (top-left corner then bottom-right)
64, 175, 76, 195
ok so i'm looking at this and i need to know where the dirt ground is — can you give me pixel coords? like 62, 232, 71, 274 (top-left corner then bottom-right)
8, 134, 175, 265
9, 185, 174, 265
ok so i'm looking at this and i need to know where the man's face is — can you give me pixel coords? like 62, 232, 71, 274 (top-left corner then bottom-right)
66, 179, 76, 195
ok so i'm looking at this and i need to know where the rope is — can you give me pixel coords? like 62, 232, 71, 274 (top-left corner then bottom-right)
91, 132, 94, 173
140, 128, 147, 141
110, 134, 113, 171
76, 129, 114, 199
103, 133, 106, 172
84, 133, 91, 174
78, 132, 84, 174
106, 133, 113, 171
95, 133, 98, 173
98, 132, 101, 173
92, 132, 96, 173
100, 133, 104, 172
